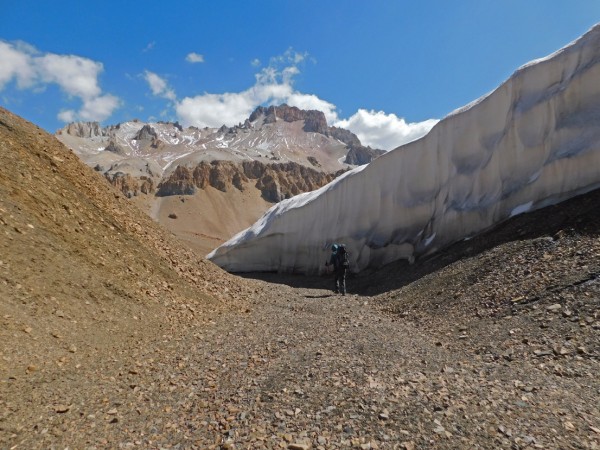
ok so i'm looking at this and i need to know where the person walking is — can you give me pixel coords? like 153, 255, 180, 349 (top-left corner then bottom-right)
326, 244, 349, 295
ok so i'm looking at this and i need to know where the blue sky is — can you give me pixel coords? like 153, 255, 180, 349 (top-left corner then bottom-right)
1, 0, 599, 149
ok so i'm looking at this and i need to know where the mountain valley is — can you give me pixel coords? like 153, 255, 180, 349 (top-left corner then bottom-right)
55, 105, 382, 255
1, 25, 600, 450
1, 104, 599, 449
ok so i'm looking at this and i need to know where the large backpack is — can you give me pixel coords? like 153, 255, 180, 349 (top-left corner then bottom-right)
337, 245, 350, 268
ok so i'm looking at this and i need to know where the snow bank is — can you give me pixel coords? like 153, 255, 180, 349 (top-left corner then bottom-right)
208, 24, 600, 273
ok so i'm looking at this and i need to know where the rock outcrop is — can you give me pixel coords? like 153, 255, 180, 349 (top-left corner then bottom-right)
134, 124, 158, 141
154, 165, 195, 195
328, 126, 362, 148
344, 145, 386, 165
104, 140, 127, 156
157, 160, 347, 201
59, 121, 106, 138
104, 172, 154, 198
250, 104, 329, 134
327, 126, 385, 165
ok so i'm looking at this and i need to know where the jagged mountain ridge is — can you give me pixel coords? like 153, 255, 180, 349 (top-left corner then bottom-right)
55, 105, 384, 255
56, 104, 384, 199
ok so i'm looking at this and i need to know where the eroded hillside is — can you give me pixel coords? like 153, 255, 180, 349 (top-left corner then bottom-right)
0, 107, 261, 446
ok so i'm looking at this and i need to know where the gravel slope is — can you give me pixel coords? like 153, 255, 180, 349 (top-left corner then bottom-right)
1, 107, 598, 449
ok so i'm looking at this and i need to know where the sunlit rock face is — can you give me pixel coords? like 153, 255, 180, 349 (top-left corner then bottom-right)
208, 25, 600, 274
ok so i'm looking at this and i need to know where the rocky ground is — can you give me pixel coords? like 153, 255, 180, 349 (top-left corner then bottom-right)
1, 107, 599, 449
3, 268, 598, 449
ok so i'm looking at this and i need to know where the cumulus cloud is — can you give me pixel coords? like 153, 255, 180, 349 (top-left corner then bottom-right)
0, 40, 120, 122
147, 47, 437, 149
251, 58, 261, 67
335, 109, 438, 150
57, 109, 76, 123
177, 92, 256, 128
37, 54, 102, 99
175, 49, 337, 128
0, 41, 36, 89
143, 70, 176, 101
185, 52, 205, 63
79, 94, 121, 121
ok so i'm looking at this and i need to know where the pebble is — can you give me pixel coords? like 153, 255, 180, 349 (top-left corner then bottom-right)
288, 444, 310, 450
378, 411, 389, 420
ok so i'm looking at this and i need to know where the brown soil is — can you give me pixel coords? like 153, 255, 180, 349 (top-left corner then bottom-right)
1, 107, 598, 449
137, 183, 272, 257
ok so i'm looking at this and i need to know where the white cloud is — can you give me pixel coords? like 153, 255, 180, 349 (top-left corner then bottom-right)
0, 40, 120, 123
185, 52, 205, 63
0, 41, 36, 89
335, 109, 438, 150
57, 109, 76, 123
80, 94, 121, 121
175, 49, 336, 128
177, 92, 256, 128
152, 47, 439, 149
251, 58, 261, 67
143, 70, 176, 101
143, 41, 155, 53
37, 54, 102, 99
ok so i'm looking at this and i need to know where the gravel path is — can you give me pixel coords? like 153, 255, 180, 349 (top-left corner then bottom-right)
6, 275, 597, 450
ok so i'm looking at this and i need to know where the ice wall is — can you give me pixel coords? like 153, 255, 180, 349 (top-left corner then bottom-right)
208, 24, 600, 274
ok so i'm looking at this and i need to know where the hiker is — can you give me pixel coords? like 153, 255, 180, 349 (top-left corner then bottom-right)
326, 244, 349, 295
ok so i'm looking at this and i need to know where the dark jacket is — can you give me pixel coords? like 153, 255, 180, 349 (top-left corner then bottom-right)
329, 249, 347, 271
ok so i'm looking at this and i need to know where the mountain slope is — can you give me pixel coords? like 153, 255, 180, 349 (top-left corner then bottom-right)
0, 106, 259, 445
56, 104, 381, 255
1, 106, 598, 450
56, 104, 382, 187
208, 24, 600, 273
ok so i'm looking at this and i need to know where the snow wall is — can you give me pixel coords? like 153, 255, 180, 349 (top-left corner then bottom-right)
208, 24, 600, 274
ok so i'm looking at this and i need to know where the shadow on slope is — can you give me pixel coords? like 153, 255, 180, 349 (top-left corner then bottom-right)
356, 187, 600, 296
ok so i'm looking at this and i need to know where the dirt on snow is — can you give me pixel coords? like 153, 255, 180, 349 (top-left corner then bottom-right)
0, 107, 598, 449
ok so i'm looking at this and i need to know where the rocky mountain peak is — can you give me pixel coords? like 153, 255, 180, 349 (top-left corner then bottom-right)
327, 126, 361, 148
104, 139, 127, 156
134, 124, 158, 141
249, 104, 329, 134
59, 121, 105, 138
157, 120, 183, 132
156, 159, 347, 202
